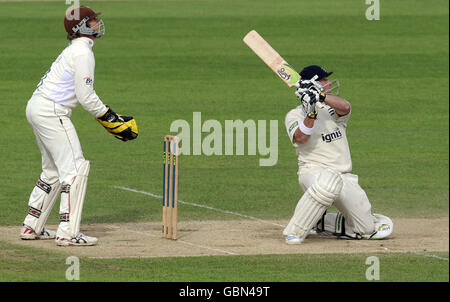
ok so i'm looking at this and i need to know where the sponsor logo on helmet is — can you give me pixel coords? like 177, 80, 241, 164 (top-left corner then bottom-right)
72, 16, 90, 33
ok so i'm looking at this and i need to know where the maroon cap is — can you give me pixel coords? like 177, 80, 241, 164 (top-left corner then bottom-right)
64, 6, 101, 34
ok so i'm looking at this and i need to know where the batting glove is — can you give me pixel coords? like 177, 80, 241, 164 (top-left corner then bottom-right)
301, 90, 319, 119
295, 75, 324, 93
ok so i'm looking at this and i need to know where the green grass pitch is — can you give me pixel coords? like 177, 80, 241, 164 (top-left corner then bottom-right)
0, 0, 448, 284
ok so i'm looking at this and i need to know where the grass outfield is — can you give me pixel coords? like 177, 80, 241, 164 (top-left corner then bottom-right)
0, 0, 448, 282
0, 241, 448, 282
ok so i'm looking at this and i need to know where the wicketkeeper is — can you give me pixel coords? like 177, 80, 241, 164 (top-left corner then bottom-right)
283, 65, 393, 244
20, 6, 138, 246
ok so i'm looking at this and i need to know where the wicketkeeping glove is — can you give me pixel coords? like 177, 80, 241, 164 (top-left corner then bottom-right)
96, 105, 138, 141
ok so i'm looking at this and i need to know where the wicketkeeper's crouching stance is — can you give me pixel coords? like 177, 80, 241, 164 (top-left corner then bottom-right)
283, 65, 393, 244
20, 6, 138, 246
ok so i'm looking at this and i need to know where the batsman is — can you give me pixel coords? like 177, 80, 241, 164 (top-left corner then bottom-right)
20, 6, 138, 246
283, 65, 393, 244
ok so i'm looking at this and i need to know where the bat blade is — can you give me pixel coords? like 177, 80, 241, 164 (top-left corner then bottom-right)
243, 30, 300, 87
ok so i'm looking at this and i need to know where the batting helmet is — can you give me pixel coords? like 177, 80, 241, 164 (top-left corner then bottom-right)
299, 65, 333, 81
64, 6, 105, 40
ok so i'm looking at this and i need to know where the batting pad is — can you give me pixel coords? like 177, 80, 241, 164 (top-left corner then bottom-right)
69, 160, 90, 238
24, 179, 61, 234
284, 169, 343, 237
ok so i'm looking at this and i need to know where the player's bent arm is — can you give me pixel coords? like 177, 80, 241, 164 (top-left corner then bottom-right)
324, 95, 351, 116
73, 53, 107, 117
293, 117, 315, 144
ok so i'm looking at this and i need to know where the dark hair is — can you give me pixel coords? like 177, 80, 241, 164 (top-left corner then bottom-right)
67, 32, 82, 41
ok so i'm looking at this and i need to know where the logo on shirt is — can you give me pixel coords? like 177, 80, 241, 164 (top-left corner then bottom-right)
83, 76, 93, 86
321, 128, 343, 143
288, 121, 299, 133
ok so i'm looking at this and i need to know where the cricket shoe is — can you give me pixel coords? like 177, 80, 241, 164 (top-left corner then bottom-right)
308, 229, 318, 236
285, 235, 305, 245
20, 224, 56, 240
56, 233, 98, 246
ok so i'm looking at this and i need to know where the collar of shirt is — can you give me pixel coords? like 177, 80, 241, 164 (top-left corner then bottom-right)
71, 37, 95, 48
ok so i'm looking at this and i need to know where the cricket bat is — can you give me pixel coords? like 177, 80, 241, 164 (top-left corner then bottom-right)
243, 30, 301, 88
243, 30, 326, 108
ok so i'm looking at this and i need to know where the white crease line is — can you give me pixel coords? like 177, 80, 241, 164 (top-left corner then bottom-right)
410, 251, 449, 261
89, 256, 158, 259
106, 224, 238, 256
176, 239, 238, 255
113, 186, 286, 228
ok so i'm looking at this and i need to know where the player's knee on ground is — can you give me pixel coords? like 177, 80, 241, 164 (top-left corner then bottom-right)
317, 212, 393, 239
283, 168, 343, 238
366, 214, 394, 239
354, 217, 376, 237
355, 213, 393, 239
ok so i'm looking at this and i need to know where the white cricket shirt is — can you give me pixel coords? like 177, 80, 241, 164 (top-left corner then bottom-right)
33, 37, 107, 118
285, 104, 352, 173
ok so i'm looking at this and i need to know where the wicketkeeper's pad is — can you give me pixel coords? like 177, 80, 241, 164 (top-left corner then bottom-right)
24, 178, 61, 234
69, 160, 90, 238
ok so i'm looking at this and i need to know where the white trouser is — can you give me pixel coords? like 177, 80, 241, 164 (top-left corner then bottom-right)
24, 95, 86, 237
298, 165, 375, 236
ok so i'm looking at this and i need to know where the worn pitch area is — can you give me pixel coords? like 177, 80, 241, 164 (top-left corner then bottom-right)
0, 218, 447, 258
